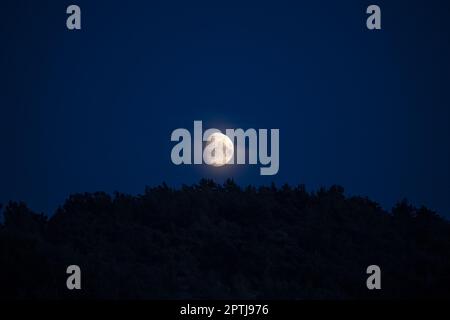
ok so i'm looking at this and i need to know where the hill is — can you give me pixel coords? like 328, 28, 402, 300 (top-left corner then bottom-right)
1, 179, 450, 299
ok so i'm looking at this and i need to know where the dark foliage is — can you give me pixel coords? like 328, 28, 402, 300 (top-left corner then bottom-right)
1, 179, 450, 299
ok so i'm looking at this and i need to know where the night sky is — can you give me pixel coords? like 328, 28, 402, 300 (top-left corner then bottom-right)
1, 0, 449, 217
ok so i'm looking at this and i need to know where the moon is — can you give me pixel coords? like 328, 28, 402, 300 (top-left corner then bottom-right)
204, 132, 234, 167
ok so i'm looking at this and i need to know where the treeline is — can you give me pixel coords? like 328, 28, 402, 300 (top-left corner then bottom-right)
1, 179, 450, 299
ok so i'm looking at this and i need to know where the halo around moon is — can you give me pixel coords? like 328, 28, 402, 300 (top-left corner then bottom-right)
204, 132, 234, 167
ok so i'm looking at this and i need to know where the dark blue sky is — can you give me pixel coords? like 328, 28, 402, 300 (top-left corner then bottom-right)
1, 0, 449, 217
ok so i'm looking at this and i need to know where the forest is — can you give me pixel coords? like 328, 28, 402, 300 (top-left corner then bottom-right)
1, 179, 450, 299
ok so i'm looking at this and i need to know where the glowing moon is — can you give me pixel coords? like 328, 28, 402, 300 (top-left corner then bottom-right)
204, 132, 234, 167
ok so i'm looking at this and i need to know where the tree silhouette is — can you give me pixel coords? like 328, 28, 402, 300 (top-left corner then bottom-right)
0, 181, 450, 299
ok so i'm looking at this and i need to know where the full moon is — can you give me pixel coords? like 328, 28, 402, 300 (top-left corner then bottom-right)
204, 132, 234, 167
